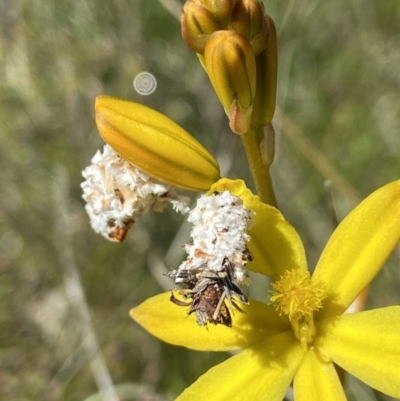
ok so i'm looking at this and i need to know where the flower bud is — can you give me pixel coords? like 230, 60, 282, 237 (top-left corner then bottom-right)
181, 0, 221, 54
198, 0, 239, 25
204, 30, 256, 134
230, 0, 271, 55
250, 16, 277, 128
95, 96, 220, 191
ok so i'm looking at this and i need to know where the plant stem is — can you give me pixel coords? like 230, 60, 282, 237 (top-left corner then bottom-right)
241, 126, 277, 207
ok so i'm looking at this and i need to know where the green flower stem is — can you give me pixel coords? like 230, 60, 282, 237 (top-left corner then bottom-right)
241, 126, 277, 207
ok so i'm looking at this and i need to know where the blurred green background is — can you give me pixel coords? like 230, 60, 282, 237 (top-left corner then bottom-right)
1, 0, 400, 400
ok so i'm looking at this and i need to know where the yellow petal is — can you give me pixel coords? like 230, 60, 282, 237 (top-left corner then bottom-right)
130, 292, 290, 351
176, 331, 303, 401
209, 178, 308, 278
294, 348, 347, 401
313, 180, 400, 317
317, 306, 400, 398
95, 96, 220, 191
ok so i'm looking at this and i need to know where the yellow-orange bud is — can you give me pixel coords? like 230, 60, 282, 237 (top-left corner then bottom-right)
181, 1, 221, 54
230, 0, 271, 55
204, 30, 256, 134
95, 96, 220, 191
250, 17, 277, 128
198, 0, 239, 25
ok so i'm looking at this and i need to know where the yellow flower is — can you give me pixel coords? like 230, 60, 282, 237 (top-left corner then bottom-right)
95, 96, 220, 191
131, 178, 400, 400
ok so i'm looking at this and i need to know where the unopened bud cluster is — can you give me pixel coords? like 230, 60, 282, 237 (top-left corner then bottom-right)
181, 0, 277, 134
168, 190, 253, 327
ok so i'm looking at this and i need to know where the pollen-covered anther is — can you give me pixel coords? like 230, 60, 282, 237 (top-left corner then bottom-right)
81, 145, 190, 241
270, 269, 325, 345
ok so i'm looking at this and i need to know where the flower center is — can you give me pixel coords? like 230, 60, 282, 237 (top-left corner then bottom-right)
270, 269, 325, 349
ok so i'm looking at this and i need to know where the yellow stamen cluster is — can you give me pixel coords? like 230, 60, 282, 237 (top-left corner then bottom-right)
270, 269, 325, 346
270, 270, 325, 320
